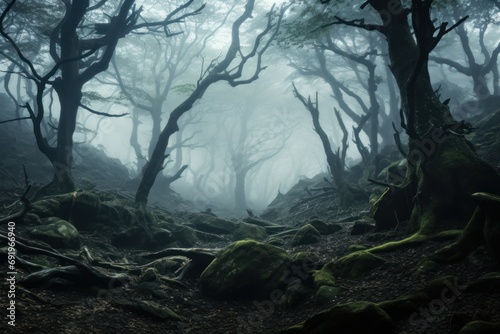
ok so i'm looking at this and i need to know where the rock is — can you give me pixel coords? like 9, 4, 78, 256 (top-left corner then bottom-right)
351, 220, 375, 235
140, 268, 159, 282
29, 217, 80, 250
200, 240, 291, 299
291, 224, 321, 246
191, 213, 238, 234
291, 252, 320, 273
312, 261, 336, 287
315, 285, 341, 305
333, 251, 386, 279
281, 301, 394, 334
31, 196, 64, 218
170, 225, 198, 248
150, 227, 172, 247
284, 280, 308, 308
308, 219, 342, 235
232, 223, 268, 241
59, 191, 101, 229
458, 321, 500, 334
465, 272, 500, 293
378, 292, 429, 321
23, 213, 42, 225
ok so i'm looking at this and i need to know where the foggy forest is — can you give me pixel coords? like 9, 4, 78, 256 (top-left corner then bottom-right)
0, 0, 499, 333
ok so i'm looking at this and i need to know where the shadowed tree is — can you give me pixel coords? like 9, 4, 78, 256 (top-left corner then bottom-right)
0, 0, 203, 193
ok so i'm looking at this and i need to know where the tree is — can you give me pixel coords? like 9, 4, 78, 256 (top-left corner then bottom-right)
135, 0, 288, 204
287, 0, 500, 237
0, 0, 203, 193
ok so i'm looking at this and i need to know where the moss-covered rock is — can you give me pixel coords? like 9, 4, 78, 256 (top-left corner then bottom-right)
378, 292, 430, 321
465, 272, 500, 293
232, 223, 268, 241
283, 280, 309, 308
59, 191, 101, 229
291, 224, 321, 246
29, 217, 80, 250
200, 240, 291, 299
169, 224, 198, 248
312, 261, 336, 287
191, 213, 238, 234
458, 321, 500, 334
315, 285, 340, 305
281, 301, 394, 334
334, 251, 386, 279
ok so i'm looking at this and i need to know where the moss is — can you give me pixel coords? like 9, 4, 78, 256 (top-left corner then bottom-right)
29, 217, 80, 250
367, 233, 427, 253
334, 251, 386, 279
458, 321, 500, 334
431, 229, 463, 241
312, 261, 336, 287
315, 285, 341, 305
200, 240, 291, 299
291, 224, 321, 246
348, 244, 369, 252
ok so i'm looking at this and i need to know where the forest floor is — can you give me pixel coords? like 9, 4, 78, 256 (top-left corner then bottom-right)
1, 111, 500, 334
1, 199, 499, 334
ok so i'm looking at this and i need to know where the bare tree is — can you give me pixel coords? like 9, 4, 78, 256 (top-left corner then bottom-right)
135, 0, 288, 204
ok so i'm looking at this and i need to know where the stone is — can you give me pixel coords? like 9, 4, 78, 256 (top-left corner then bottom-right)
333, 251, 386, 279
281, 301, 394, 334
291, 224, 321, 246
284, 280, 308, 308
232, 223, 268, 241
29, 217, 80, 250
59, 191, 101, 229
315, 285, 341, 305
200, 240, 291, 299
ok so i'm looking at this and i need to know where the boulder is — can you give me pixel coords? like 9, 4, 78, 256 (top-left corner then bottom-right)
59, 191, 101, 229
281, 301, 394, 334
283, 280, 308, 308
458, 321, 500, 334
315, 285, 341, 305
334, 251, 386, 279
232, 223, 268, 241
200, 240, 291, 299
29, 217, 80, 250
291, 224, 321, 246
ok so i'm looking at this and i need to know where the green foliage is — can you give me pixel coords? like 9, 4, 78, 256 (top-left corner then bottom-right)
81, 91, 129, 106
171, 83, 196, 96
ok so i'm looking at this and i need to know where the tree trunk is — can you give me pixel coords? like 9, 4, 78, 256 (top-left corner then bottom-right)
234, 168, 248, 211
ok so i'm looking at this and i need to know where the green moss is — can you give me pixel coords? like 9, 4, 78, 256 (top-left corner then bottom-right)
458, 321, 500, 334
200, 240, 291, 299
367, 233, 427, 253
334, 251, 386, 279
291, 224, 321, 246
312, 261, 336, 287
348, 244, 369, 252
431, 229, 463, 241
414, 258, 440, 276
315, 285, 341, 305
